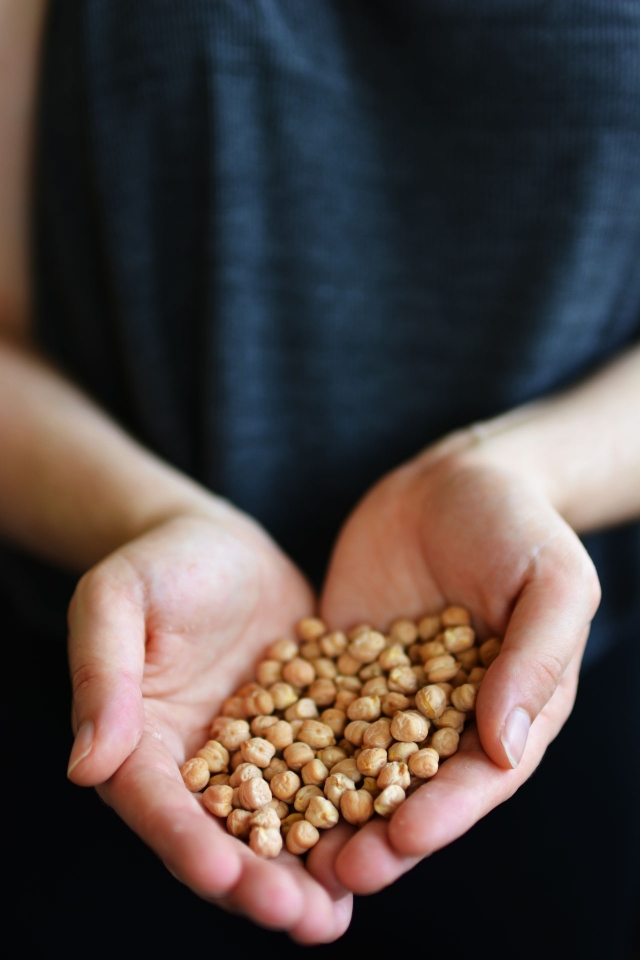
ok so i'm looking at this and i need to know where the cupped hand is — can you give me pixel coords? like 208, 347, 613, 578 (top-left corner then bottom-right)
319, 443, 601, 894
66, 509, 352, 943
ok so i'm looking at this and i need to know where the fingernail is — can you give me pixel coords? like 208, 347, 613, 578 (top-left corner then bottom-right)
67, 721, 94, 776
500, 708, 530, 768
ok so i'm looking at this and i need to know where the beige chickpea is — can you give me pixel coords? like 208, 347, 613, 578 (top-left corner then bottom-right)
335, 674, 363, 693
320, 709, 347, 738
347, 696, 381, 722
281, 812, 304, 837
329, 758, 362, 784
209, 773, 231, 787
348, 630, 386, 664
262, 757, 288, 781
458, 647, 480, 672
180, 757, 210, 792
319, 630, 348, 658
229, 751, 245, 772
341, 788, 375, 826
305, 796, 339, 829
359, 661, 384, 681
285, 818, 320, 855
229, 762, 263, 788
307, 678, 337, 707
300, 641, 322, 661
267, 637, 299, 662
240, 737, 276, 768
374, 784, 406, 819
343, 720, 371, 747
361, 677, 388, 698
415, 684, 447, 719
268, 681, 299, 712
356, 747, 388, 778
407, 643, 423, 664
377, 761, 410, 791
419, 640, 446, 662
378, 643, 411, 671
250, 715, 279, 738
282, 657, 316, 688
265, 720, 294, 751
389, 618, 419, 646
297, 719, 336, 749
226, 808, 252, 838
231, 786, 242, 809
424, 654, 459, 683
418, 615, 441, 641
388, 741, 419, 763
443, 625, 476, 654
296, 617, 327, 642
479, 637, 502, 667
323, 772, 356, 806
431, 727, 460, 758
390, 710, 429, 743
238, 776, 272, 811
196, 740, 230, 773
388, 665, 419, 695
381, 691, 411, 716
451, 683, 478, 712
361, 776, 381, 799
283, 742, 316, 771
451, 668, 469, 689
202, 783, 234, 817
319, 745, 348, 768
293, 784, 324, 813
268, 799, 291, 820
209, 717, 251, 752
256, 659, 283, 687
336, 653, 362, 676
436, 682, 453, 703
362, 717, 393, 749
241, 692, 273, 719
441, 605, 471, 627
236, 681, 264, 698
301, 758, 330, 787
289, 719, 304, 740
249, 806, 282, 831
412, 665, 428, 687
271, 769, 301, 802
284, 698, 319, 722
468, 666, 487, 686
409, 747, 440, 779
220, 696, 245, 719
434, 707, 466, 729
314, 657, 338, 679
335, 690, 359, 711
250, 826, 282, 859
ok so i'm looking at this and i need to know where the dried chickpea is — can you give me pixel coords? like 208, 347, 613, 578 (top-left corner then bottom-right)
209, 717, 251, 751
196, 740, 230, 773
412, 665, 428, 687
389, 618, 419, 646
320, 709, 347, 738
361, 776, 381, 799
458, 647, 480, 672
419, 640, 446, 662
290, 719, 304, 740
294, 784, 324, 812
236, 682, 263, 698
180, 757, 210, 792
202, 783, 234, 817
283, 742, 315, 771
335, 675, 363, 692
359, 661, 384, 681
238, 776, 272, 811
300, 641, 322, 661
361, 677, 388, 697
305, 796, 339, 829
374, 784, 405, 819
284, 697, 319, 721
415, 684, 447, 719
337, 653, 362, 676
418, 615, 441, 641
240, 737, 276, 768
347, 696, 381, 722
286, 818, 321, 855
451, 683, 478, 712
323, 772, 355, 806
356, 747, 388, 778
250, 715, 279, 737
451, 668, 469, 688
227, 808, 252, 838
390, 709, 430, 743
388, 741, 419, 763
320, 631, 348, 658
297, 617, 327, 642
340, 788, 375, 825
265, 719, 294, 751
268, 681, 299, 711
319, 745, 348, 768
362, 717, 393, 749
229, 751, 245, 771
262, 757, 288, 781
479, 637, 502, 667
424, 654, 459, 683
250, 826, 282, 859
436, 682, 453, 703
441, 605, 471, 627
271, 769, 301, 802
267, 638, 299, 662
268, 799, 290, 820
378, 643, 411, 671
468, 666, 487, 686
337, 738, 355, 756
387, 665, 419, 695
220, 696, 245, 719
348, 623, 372, 640
282, 657, 315, 688
431, 727, 460, 758
335, 690, 359, 711
407, 643, 423, 664
307, 679, 337, 707
301, 758, 330, 786
256, 659, 282, 687
281, 812, 304, 837
249, 806, 281, 831
348, 630, 386, 664
443, 625, 475, 654
209, 773, 231, 786
297, 719, 336, 749
409, 747, 439, 779
229, 762, 263, 788
344, 720, 371, 746
231, 787, 242, 808
381, 691, 411, 716
314, 657, 338, 679
377, 761, 410, 791
434, 707, 466, 730
329, 758, 362, 784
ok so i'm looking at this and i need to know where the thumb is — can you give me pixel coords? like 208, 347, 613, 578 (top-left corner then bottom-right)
67, 555, 146, 786
476, 539, 600, 769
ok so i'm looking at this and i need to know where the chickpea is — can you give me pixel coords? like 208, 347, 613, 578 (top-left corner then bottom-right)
381, 691, 411, 716
348, 630, 386, 664
417, 615, 441, 641
378, 643, 411, 671
387, 665, 419, 695
300, 641, 322, 661
362, 717, 394, 749
359, 661, 383, 681
268, 799, 290, 820
305, 796, 339, 829
196, 740, 230, 773
431, 727, 460, 758
226, 808, 252, 838
307, 679, 337, 707
270, 769, 301, 803
340, 788, 375, 825
284, 697, 319, 722
296, 617, 327, 642
329, 758, 362, 784
335, 675, 363, 692
293, 785, 324, 813
415, 684, 447, 719
240, 737, 276, 768
236, 682, 264, 698
289, 719, 304, 740
281, 812, 304, 837
301, 758, 330, 787
409, 747, 440, 779
458, 647, 480, 672
249, 806, 281, 831
229, 762, 263, 788
361, 677, 389, 697
390, 709, 430, 743
434, 707, 466, 729
238, 776, 272, 811
267, 638, 299, 662
262, 757, 288, 781
442, 625, 475, 654
229, 751, 245, 771
451, 667, 469, 688
323, 772, 356, 807
249, 826, 282, 859
268, 681, 299, 711
320, 708, 347, 737
265, 719, 294, 751
320, 631, 348, 658
220, 696, 245, 719
286, 819, 320, 855
297, 719, 336, 749
314, 657, 338, 679
282, 657, 316, 688
389, 618, 418, 646
335, 690, 359, 711
436, 682, 453, 704
283, 742, 315, 771
374, 784, 406, 819
344, 720, 371, 747
256, 659, 283, 687
337, 653, 362, 676
407, 643, 423, 664
202, 783, 234, 817
479, 637, 502, 667
250, 715, 279, 737
451, 683, 478, 712
209, 773, 231, 786
361, 776, 381, 799
319, 745, 348, 767
412, 665, 428, 687
356, 747, 388, 778
377, 761, 410, 791
347, 696, 381, 722
242, 690, 275, 718
348, 623, 372, 640
419, 640, 446, 661
180, 757, 210, 792
388, 741, 419, 763
468, 666, 487, 686
424, 654, 459, 683
209, 717, 251, 752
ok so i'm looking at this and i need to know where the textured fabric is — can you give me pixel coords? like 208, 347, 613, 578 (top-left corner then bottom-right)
8, 0, 640, 664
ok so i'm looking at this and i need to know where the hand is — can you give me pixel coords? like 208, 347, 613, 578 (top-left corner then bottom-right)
319, 442, 600, 894
66, 510, 353, 943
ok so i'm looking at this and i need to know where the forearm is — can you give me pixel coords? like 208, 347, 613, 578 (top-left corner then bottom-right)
446, 345, 640, 533
0, 339, 233, 570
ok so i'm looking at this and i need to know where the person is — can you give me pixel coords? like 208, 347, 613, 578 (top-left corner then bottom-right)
3, 1, 639, 954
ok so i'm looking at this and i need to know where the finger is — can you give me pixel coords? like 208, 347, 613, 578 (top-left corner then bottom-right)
334, 817, 421, 895
305, 820, 356, 901
476, 536, 599, 769
67, 555, 146, 785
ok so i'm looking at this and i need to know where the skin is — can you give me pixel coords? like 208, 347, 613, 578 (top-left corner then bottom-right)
1, 0, 639, 943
